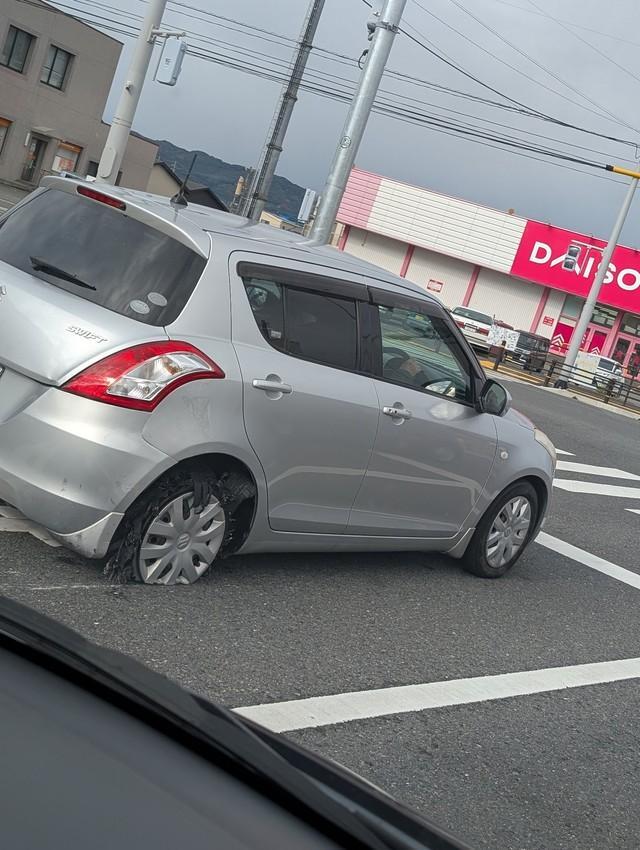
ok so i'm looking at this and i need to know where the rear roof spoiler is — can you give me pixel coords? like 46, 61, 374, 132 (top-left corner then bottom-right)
40, 176, 209, 258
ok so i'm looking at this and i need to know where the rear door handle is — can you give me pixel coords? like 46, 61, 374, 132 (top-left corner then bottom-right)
252, 378, 293, 394
383, 405, 412, 420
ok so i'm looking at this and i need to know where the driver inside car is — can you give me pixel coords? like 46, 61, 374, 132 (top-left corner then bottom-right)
385, 355, 431, 388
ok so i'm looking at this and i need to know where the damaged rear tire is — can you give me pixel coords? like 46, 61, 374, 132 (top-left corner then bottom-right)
107, 468, 239, 585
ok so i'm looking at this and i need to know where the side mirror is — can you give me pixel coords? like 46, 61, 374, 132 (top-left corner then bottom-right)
478, 379, 511, 416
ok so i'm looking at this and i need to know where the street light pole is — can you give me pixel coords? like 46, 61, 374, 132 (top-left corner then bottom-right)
557, 165, 640, 387
96, 0, 168, 185
246, 0, 326, 222
308, 0, 407, 245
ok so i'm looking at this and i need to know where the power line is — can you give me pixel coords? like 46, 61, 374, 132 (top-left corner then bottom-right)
414, 0, 640, 133
490, 0, 640, 50
36, 0, 640, 150
524, 0, 640, 87
22, 0, 636, 185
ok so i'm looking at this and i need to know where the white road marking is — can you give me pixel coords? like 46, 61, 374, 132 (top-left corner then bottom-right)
0, 517, 62, 546
553, 480, 640, 498
537, 531, 640, 591
556, 461, 640, 480
0, 584, 108, 591
0, 505, 61, 546
555, 449, 575, 456
234, 656, 640, 732
626, 509, 640, 516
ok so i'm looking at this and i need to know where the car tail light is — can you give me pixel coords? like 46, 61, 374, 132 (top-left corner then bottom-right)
455, 320, 466, 329
62, 341, 224, 411
478, 327, 490, 336
77, 185, 126, 210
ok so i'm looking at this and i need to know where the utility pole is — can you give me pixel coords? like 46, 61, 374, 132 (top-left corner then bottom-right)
96, 0, 168, 184
557, 164, 640, 388
308, 0, 407, 245
246, 0, 326, 222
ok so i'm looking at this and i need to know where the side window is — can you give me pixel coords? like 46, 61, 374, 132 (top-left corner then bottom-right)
241, 272, 358, 371
243, 277, 285, 349
377, 304, 472, 402
284, 288, 357, 370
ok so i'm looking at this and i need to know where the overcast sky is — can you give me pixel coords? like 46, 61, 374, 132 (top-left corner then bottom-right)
80, 0, 640, 243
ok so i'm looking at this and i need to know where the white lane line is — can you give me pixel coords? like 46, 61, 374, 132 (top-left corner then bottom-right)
553, 480, 640, 498
556, 449, 575, 456
556, 461, 640, 480
626, 509, 640, 516
537, 531, 640, 591
234, 657, 640, 732
0, 517, 62, 546
0, 584, 108, 591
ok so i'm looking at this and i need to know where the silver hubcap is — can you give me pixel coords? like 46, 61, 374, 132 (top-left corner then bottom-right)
138, 492, 226, 585
486, 496, 532, 569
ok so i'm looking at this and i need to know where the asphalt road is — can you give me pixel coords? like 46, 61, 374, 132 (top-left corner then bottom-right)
2, 378, 640, 850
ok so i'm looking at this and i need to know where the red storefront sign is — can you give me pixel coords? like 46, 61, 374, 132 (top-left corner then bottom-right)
511, 221, 640, 313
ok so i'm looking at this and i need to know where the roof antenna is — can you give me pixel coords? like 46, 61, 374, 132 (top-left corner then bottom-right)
170, 152, 197, 208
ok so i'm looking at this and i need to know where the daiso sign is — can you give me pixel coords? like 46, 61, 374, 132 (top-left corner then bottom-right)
510, 221, 640, 312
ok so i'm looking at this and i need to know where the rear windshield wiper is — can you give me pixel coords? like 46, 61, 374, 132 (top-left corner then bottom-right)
29, 256, 96, 291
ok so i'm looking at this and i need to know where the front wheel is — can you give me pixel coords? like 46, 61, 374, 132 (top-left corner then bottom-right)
462, 482, 538, 578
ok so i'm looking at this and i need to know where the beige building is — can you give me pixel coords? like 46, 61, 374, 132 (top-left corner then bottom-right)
0, 0, 156, 196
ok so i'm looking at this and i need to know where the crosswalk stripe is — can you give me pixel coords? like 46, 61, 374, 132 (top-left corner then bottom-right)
553, 480, 640, 498
556, 461, 640, 481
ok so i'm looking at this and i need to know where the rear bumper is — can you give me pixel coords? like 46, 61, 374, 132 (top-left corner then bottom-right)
462, 330, 490, 350
0, 386, 173, 558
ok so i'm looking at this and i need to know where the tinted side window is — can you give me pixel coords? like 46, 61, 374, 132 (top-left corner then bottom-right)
243, 278, 285, 349
285, 288, 357, 370
241, 272, 358, 371
377, 304, 472, 402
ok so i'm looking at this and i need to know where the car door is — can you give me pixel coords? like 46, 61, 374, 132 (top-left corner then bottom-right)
348, 290, 498, 538
230, 256, 380, 534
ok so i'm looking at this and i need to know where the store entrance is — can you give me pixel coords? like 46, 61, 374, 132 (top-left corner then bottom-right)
611, 334, 640, 377
584, 325, 608, 355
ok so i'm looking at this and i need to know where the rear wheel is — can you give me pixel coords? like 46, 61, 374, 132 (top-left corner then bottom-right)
137, 490, 226, 585
106, 470, 235, 585
462, 481, 538, 578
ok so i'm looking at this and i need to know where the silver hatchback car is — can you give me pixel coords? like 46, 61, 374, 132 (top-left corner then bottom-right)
0, 178, 555, 584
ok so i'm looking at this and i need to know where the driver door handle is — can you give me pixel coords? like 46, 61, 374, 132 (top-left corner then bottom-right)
383, 405, 412, 420
252, 378, 293, 394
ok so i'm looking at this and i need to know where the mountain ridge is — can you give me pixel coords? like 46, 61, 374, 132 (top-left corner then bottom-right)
154, 139, 307, 219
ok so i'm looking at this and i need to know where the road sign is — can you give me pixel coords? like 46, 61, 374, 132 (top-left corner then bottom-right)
298, 188, 317, 223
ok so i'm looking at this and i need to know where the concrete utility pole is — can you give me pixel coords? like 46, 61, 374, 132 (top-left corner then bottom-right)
308, 0, 407, 245
557, 164, 640, 387
96, 0, 168, 184
246, 0, 326, 222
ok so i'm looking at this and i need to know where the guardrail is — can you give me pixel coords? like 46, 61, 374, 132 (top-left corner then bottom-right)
488, 346, 640, 413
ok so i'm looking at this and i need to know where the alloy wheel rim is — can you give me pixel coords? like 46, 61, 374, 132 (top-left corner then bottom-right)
138, 492, 225, 585
485, 496, 532, 569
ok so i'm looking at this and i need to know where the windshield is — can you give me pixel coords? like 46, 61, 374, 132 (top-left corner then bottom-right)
0, 190, 206, 326
452, 307, 493, 325
598, 358, 619, 372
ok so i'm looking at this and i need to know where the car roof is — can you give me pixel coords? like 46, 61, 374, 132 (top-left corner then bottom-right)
41, 177, 441, 307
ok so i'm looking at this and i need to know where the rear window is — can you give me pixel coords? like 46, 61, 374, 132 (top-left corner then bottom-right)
0, 189, 206, 326
453, 307, 492, 325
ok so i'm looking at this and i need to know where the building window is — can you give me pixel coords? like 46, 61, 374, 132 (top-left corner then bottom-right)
1, 26, 34, 73
86, 160, 98, 178
0, 117, 11, 156
560, 294, 584, 320
40, 45, 73, 89
590, 304, 617, 328
51, 142, 82, 174
621, 313, 640, 337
